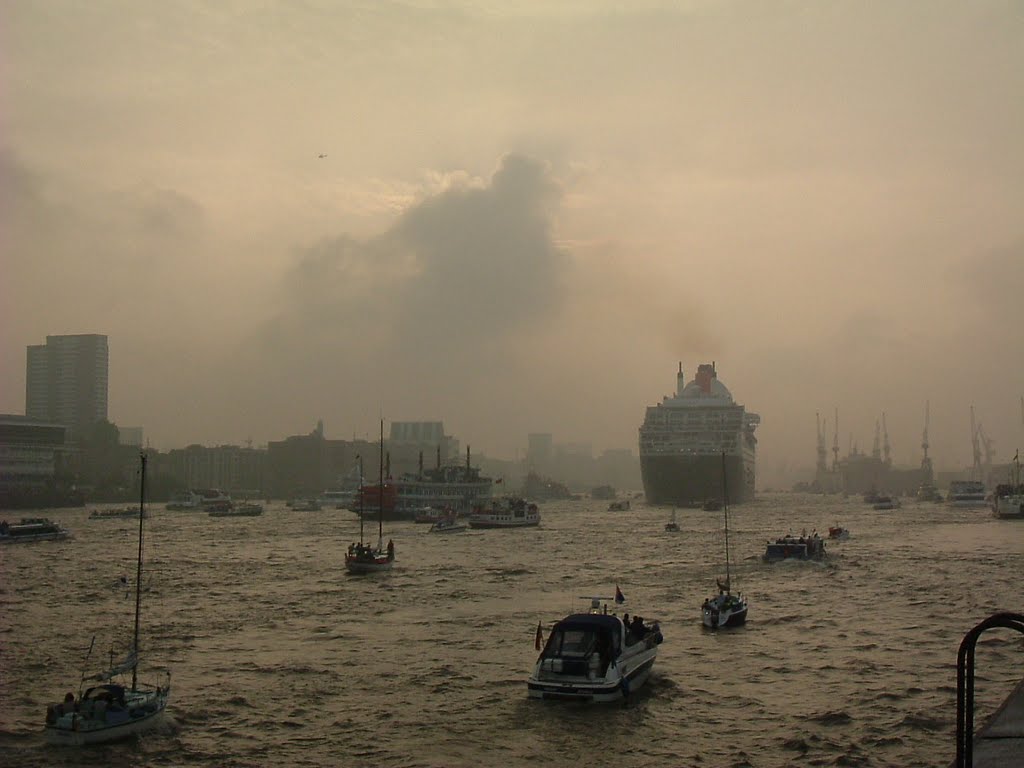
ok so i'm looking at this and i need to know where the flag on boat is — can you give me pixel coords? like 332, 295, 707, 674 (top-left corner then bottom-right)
534, 621, 543, 650
615, 585, 625, 604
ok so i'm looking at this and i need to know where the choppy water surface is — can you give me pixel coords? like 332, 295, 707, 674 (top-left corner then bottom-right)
1, 493, 1022, 767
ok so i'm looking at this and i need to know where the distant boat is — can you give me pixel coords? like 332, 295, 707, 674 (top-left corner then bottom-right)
429, 516, 467, 534
608, 499, 631, 511
701, 452, 748, 629
0, 517, 70, 543
44, 453, 170, 745
993, 452, 1024, 519
948, 480, 987, 508
763, 533, 826, 562
664, 508, 680, 532
210, 502, 263, 517
828, 526, 850, 541
345, 420, 395, 574
468, 497, 540, 528
90, 507, 145, 520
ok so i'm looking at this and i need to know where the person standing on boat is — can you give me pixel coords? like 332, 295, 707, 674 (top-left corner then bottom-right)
387, 539, 395, 561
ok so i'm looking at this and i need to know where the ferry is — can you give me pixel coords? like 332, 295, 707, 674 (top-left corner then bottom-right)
468, 497, 540, 528
948, 480, 987, 508
0, 518, 71, 543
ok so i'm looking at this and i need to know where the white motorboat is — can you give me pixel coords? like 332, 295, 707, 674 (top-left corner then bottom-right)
429, 516, 467, 534
992, 453, 1023, 519
44, 453, 170, 745
0, 518, 70, 543
468, 497, 540, 528
527, 593, 663, 702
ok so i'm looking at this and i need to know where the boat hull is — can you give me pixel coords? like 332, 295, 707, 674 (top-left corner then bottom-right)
702, 601, 748, 629
640, 454, 752, 506
467, 518, 539, 529
994, 495, 1024, 519
527, 653, 657, 702
44, 688, 169, 746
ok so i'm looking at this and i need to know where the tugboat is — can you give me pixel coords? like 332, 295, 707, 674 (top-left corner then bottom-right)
527, 589, 662, 702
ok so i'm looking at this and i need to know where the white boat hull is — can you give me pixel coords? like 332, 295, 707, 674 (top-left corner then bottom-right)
527, 648, 657, 702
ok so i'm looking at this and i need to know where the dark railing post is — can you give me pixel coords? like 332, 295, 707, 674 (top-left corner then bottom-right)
955, 611, 1024, 768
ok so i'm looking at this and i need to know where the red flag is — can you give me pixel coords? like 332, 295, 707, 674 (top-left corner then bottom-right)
534, 621, 543, 650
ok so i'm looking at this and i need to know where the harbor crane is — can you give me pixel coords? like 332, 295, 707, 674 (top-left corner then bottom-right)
921, 401, 933, 482
970, 406, 983, 482
832, 407, 840, 471
882, 412, 891, 465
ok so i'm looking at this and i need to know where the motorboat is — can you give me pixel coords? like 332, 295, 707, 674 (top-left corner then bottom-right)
608, 500, 631, 511
468, 497, 540, 528
763, 533, 826, 562
871, 495, 900, 511
992, 453, 1023, 519
165, 491, 203, 511
828, 526, 850, 541
0, 518, 71, 543
429, 516, 467, 534
291, 499, 322, 512
527, 594, 663, 702
209, 502, 263, 517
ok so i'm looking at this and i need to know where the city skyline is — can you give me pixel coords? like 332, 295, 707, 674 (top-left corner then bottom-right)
2, 3, 1022, 491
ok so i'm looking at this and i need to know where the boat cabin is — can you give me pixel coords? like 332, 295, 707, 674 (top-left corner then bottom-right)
537, 614, 622, 679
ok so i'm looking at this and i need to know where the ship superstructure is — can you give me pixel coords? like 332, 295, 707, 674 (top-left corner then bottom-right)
638, 362, 759, 505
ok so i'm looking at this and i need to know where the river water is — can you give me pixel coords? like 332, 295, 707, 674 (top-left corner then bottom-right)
1, 493, 1022, 767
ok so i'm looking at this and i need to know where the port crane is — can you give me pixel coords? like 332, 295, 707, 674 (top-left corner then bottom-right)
970, 406, 983, 482
882, 412, 891, 466
921, 401, 933, 482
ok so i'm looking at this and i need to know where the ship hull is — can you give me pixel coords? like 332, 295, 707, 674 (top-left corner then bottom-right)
640, 454, 753, 505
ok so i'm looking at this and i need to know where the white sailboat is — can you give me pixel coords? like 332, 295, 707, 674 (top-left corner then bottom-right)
345, 420, 395, 573
44, 452, 170, 745
701, 452, 748, 629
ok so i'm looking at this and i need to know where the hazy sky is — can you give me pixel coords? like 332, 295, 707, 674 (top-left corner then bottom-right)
2, 1, 1022, 487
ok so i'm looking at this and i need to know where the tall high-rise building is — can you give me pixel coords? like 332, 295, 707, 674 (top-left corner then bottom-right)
26, 334, 109, 441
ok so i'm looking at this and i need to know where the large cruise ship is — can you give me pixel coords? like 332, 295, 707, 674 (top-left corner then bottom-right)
639, 362, 760, 505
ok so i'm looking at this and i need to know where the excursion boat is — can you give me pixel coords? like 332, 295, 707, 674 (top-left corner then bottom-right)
43, 453, 170, 745
468, 497, 540, 528
317, 489, 355, 509
89, 507, 145, 520
0, 518, 71, 543
948, 480, 987, 508
429, 516, 467, 534
392, 449, 494, 518
763, 533, 826, 562
527, 592, 663, 702
209, 502, 263, 517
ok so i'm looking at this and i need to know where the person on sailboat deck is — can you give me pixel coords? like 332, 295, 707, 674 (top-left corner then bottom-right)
629, 615, 647, 641
387, 539, 395, 560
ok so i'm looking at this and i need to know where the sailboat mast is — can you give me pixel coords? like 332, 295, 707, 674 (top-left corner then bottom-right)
721, 451, 731, 592
378, 419, 384, 545
357, 455, 364, 544
132, 452, 146, 691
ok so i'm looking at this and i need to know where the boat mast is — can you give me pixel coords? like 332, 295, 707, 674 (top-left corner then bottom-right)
721, 451, 731, 594
357, 454, 364, 544
378, 418, 384, 547
132, 452, 146, 691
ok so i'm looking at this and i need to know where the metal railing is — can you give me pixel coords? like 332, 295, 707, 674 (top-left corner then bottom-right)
955, 611, 1024, 767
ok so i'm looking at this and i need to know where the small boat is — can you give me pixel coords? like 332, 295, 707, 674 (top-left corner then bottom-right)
872, 495, 900, 511
828, 526, 850, 541
209, 502, 263, 517
468, 497, 540, 528
345, 420, 395, 574
89, 507, 145, 520
414, 506, 448, 524
44, 453, 170, 745
608, 500, 631, 511
992, 452, 1023, 519
701, 452, 748, 629
0, 517, 71, 543
763, 533, 826, 562
429, 516, 467, 534
165, 490, 203, 511
702, 498, 722, 512
664, 508, 680, 532
291, 499, 322, 512
527, 591, 663, 702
